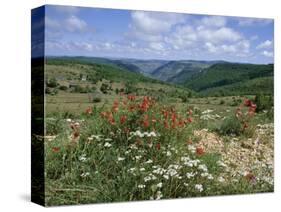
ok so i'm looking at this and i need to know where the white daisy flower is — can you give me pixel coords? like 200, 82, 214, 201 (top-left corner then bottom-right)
195, 184, 203, 192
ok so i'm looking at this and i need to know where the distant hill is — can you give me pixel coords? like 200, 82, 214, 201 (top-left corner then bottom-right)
46, 56, 274, 97
201, 77, 273, 96
47, 56, 143, 74
45, 57, 195, 99
184, 63, 273, 95
151, 60, 223, 83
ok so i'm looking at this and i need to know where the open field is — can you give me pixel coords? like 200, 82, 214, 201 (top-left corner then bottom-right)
41, 60, 274, 206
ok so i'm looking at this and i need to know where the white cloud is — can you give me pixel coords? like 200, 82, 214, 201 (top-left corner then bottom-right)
149, 42, 166, 51
200, 16, 227, 27
164, 25, 197, 49
131, 11, 185, 35
205, 42, 217, 53
256, 40, 273, 49
46, 41, 94, 53
64, 15, 87, 32
261, 50, 273, 57
198, 27, 242, 44
204, 39, 250, 56
127, 28, 163, 42
236, 18, 273, 26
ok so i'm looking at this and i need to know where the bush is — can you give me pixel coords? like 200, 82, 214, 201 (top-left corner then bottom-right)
100, 83, 109, 94
255, 94, 273, 113
45, 87, 51, 94
72, 85, 87, 93
47, 77, 58, 88
59, 85, 68, 91
219, 115, 241, 136
219, 99, 225, 105
93, 97, 102, 103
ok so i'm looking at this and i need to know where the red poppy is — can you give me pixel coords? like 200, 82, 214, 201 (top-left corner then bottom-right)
120, 115, 127, 124
196, 146, 205, 156
52, 147, 60, 153
85, 107, 92, 115
127, 94, 136, 101
143, 120, 149, 128
100, 111, 107, 118
73, 131, 80, 138
187, 117, 193, 123
164, 120, 169, 129
244, 99, 252, 107
156, 143, 161, 150
245, 172, 256, 182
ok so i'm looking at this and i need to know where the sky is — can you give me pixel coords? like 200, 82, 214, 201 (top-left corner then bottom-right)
41, 5, 274, 64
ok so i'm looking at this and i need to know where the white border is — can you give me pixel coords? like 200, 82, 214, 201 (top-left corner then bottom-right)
0, 0, 280, 211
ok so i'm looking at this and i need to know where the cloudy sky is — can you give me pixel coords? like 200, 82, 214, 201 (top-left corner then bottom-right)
43, 5, 274, 64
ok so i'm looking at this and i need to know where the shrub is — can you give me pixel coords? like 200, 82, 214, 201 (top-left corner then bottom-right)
219, 99, 225, 105
255, 94, 273, 113
219, 115, 241, 136
59, 85, 68, 91
47, 77, 58, 88
45, 87, 51, 94
93, 97, 102, 103
72, 85, 87, 93
100, 83, 109, 94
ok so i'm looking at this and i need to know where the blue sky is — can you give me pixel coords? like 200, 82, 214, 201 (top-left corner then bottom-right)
43, 5, 274, 64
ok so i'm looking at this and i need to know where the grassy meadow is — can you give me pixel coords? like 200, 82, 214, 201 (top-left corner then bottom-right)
43, 59, 274, 206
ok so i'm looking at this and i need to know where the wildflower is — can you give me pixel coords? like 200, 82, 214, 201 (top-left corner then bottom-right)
184, 183, 189, 187
187, 145, 196, 153
187, 117, 193, 123
198, 164, 208, 172
117, 157, 125, 161
125, 150, 131, 154
144, 174, 157, 182
155, 191, 163, 200
51, 147, 60, 153
127, 94, 136, 101
145, 159, 153, 164
245, 172, 256, 183
135, 155, 142, 160
80, 172, 90, 178
138, 184, 146, 189
166, 151, 172, 157
88, 137, 93, 141
85, 107, 92, 115
66, 118, 72, 123
140, 168, 146, 172
195, 184, 203, 192
242, 122, 249, 130
120, 115, 127, 124
166, 168, 177, 177
207, 174, 214, 180
186, 172, 196, 179
196, 146, 205, 156
79, 154, 87, 162
156, 143, 161, 150
153, 167, 166, 175
104, 138, 113, 142
112, 100, 119, 113
217, 160, 227, 168
104, 142, 112, 147
218, 176, 225, 183
156, 182, 163, 188
163, 175, 169, 180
